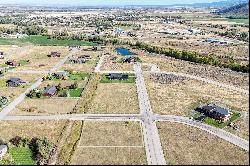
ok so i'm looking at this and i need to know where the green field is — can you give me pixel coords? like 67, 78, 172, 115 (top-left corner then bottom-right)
69, 72, 89, 81
9, 147, 36, 165
100, 73, 136, 83
0, 35, 96, 46
208, 18, 249, 24
69, 88, 83, 97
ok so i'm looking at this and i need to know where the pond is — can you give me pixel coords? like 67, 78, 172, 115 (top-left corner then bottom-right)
115, 48, 134, 56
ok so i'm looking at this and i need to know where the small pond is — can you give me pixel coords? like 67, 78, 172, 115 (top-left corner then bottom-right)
115, 48, 134, 56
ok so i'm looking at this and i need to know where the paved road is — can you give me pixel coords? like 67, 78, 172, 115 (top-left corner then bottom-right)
8, 70, 49, 74
149, 71, 248, 94
0, 48, 78, 120
94, 54, 109, 73
99, 70, 135, 74
155, 115, 249, 151
4, 114, 141, 121
134, 63, 166, 165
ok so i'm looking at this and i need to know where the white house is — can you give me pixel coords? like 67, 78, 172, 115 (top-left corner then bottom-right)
0, 145, 7, 160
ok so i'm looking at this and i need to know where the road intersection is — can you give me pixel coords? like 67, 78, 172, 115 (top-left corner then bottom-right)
0, 53, 249, 165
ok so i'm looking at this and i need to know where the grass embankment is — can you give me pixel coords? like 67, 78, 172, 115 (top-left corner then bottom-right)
0, 35, 96, 46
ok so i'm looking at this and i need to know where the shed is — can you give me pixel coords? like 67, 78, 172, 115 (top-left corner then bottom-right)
0, 145, 7, 160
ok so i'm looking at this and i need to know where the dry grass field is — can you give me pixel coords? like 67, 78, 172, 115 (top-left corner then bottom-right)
87, 83, 139, 114
101, 60, 134, 71
79, 121, 143, 147
0, 120, 67, 144
145, 73, 249, 140
9, 98, 79, 115
0, 87, 26, 100
157, 122, 249, 165
1, 72, 43, 83
71, 147, 147, 165
71, 121, 146, 165
135, 50, 249, 90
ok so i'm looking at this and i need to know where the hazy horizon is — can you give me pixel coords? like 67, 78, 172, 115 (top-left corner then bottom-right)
0, 0, 224, 6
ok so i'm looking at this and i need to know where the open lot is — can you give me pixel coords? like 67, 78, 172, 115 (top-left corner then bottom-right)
9, 98, 79, 115
145, 73, 249, 140
71, 147, 147, 165
0, 120, 67, 144
71, 121, 146, 165
79, 121, 143, 147
157, 122, 249, 165
137, 51, 249, 90
87, 83, 139, 114
12, 46, 70, 71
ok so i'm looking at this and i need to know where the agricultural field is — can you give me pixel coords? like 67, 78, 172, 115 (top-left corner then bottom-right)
71, 121, 147, 165
0, 120, 67, 144
0, 35, 96, 46
157, 122, 249, 165
87, 83, 139, 114
145, 73, 249, 140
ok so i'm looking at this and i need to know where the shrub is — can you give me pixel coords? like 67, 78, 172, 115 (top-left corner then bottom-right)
9, 136, 22, 146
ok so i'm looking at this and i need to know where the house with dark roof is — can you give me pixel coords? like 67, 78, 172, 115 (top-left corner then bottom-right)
43, 85, 57, 97
197, 104, 231, 122
106, 73, 129, 80
6, 77, 25, 87
48, 52, 61, 57
5, 60, 20, 67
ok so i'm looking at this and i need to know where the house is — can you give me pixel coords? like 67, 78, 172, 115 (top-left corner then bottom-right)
43, 85, 57, 97
48, 52, 61, 57
0, 145, 7, 160
92, 46, 102, 51
52, 71, 69, 79
106, 73, 129, 80
196, 104, 231, 122
6, 77, 25, 87
0, 96, 8, 108
123, 55, 138, 63
79, 55, 91, 60
5, 60, 20, 67
0, 52, 4, 59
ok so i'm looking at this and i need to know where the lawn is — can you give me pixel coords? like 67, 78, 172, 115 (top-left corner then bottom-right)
0, 35, 96, 46
19, 60, 30, 66
69, 88, 83, 97
9, 146, 36, 165
204, 112, 241, 128
0, 80, 6, 87
68, 72, 89, 81
100, 74, 135, 83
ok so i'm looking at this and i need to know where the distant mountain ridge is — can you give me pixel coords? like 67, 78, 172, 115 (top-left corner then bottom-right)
218, 2, 249, 17
170, 0, 248, 8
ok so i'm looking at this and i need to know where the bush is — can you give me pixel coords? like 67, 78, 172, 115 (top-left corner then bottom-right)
9, 136, 22, 146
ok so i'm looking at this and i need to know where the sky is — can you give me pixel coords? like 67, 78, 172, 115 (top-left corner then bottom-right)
0, 0, 222, 6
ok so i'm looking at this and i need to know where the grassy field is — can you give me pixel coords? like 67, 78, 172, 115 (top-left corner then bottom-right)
157, 122, 249, 165
79, 121, 143, 147
69, 88, 83, 97
87, 83, 139, 114
210, 18, 249, 24
0, 120, 67, 144
10, 98, 78, 115
0, 35, 96, 46
71, 121, 146, 165
71, 147, 147, 165
9, 146, 36, 165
